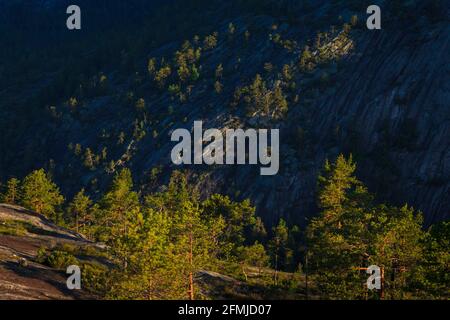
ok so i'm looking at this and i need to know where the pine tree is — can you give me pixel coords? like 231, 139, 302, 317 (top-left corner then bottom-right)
135, 98, 146, 111
307, 154, 426, 299
288, 225, 302, 271
1, 178, 21, 204
107, 206, 176, 299
202, 194, 258, 259
269, 218, 289, 284
214, 81, 223, 94
299, 45, 314, 71
158, 172, 224, 299
413, 221, 450, 299
215, 64, 223, 79
371, 205, 424, 299
240, 241, 269, 276
84, 148, 95, 169
228, 23, 236, 36
67, 189, 92, 234
251, 216, 267, 243
74, 143, 82, 156
271, 82, 288, 119
203, 33, 218, 50
108, 171, 225, 300
154, 65, 172, 88
98, 168, 140, 247
21, 169, 64, 222
306, 155, 374, 298
147, 58, 156, 75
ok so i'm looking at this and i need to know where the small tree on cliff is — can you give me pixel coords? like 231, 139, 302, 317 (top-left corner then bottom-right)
21, 169, 64, 222
1, 178, 21, 204
67, 189, 92, 234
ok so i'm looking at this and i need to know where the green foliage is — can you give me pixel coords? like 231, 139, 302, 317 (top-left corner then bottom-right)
1, 178, 21, 204
83, 148, 96, 169
240, 241, 270, 273
147, 58, 156, 75
117, 132, 126, 145
299, 45, 314, 72
5, 158, 445, 300
20, 169, 64, 222
81, 262, 110, 297
135, 98, 146, 111
412, 221, 450, 299
74, 143, 82, 156
68, 97, 78, 110
154, 64, 172, 88
97, 168, 140, 245
269, 219, 290, 272
0, 220, 27, 236
104, 171, 225, 299
214, 81, 223, 94
307, 154, 427, 299
37, 248, 79, 270
203, 32, 218, 50
202, 194, 260, 260
175, 41, 201, 83
67, 189, 93, 234
239, 241, 270, 278
233, 74, 288, 120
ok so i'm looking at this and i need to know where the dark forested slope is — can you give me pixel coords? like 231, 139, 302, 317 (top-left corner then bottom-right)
0, 0, 448, 226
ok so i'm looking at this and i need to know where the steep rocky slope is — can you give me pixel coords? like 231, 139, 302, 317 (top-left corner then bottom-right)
312, 23, 450, 224
1, 204, 307, 300
0, 0, 448, 227
0, 204, 95, 299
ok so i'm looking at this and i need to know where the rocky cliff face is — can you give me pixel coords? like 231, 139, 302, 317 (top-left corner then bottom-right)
312, 23, 450, 224
0, 204, 94, 299
0, 0, 448, 227
199, 17, 450, 226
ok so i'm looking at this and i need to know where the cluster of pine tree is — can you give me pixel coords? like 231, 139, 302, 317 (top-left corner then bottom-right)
0, 155, 448, 300
306, 155, 449, 299
0, 169, 272, 299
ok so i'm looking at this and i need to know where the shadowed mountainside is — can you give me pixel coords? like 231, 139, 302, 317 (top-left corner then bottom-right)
0, 0, 448, 227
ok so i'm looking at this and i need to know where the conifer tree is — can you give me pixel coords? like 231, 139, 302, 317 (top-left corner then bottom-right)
371, 205, 424, 299
109, 171, 224, 300
21, 169, 64, 222
84, 148, 95, 169
98, 168, 140, 249
67, 189, 92, 233
299, 45, 314, 71
413, 221, 450, 299
240, 241, 270, 276
269, 218, 289, 284
307, 154, 426, 299
307, 155, 375, 298
107, 205, 176, 299
155, 172, 224, 299
1, 178, 21, 204
202, 194, 258, 259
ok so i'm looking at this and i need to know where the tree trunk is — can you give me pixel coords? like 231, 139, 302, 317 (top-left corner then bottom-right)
188, 229, 194, 300
242, 265, 248, 282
